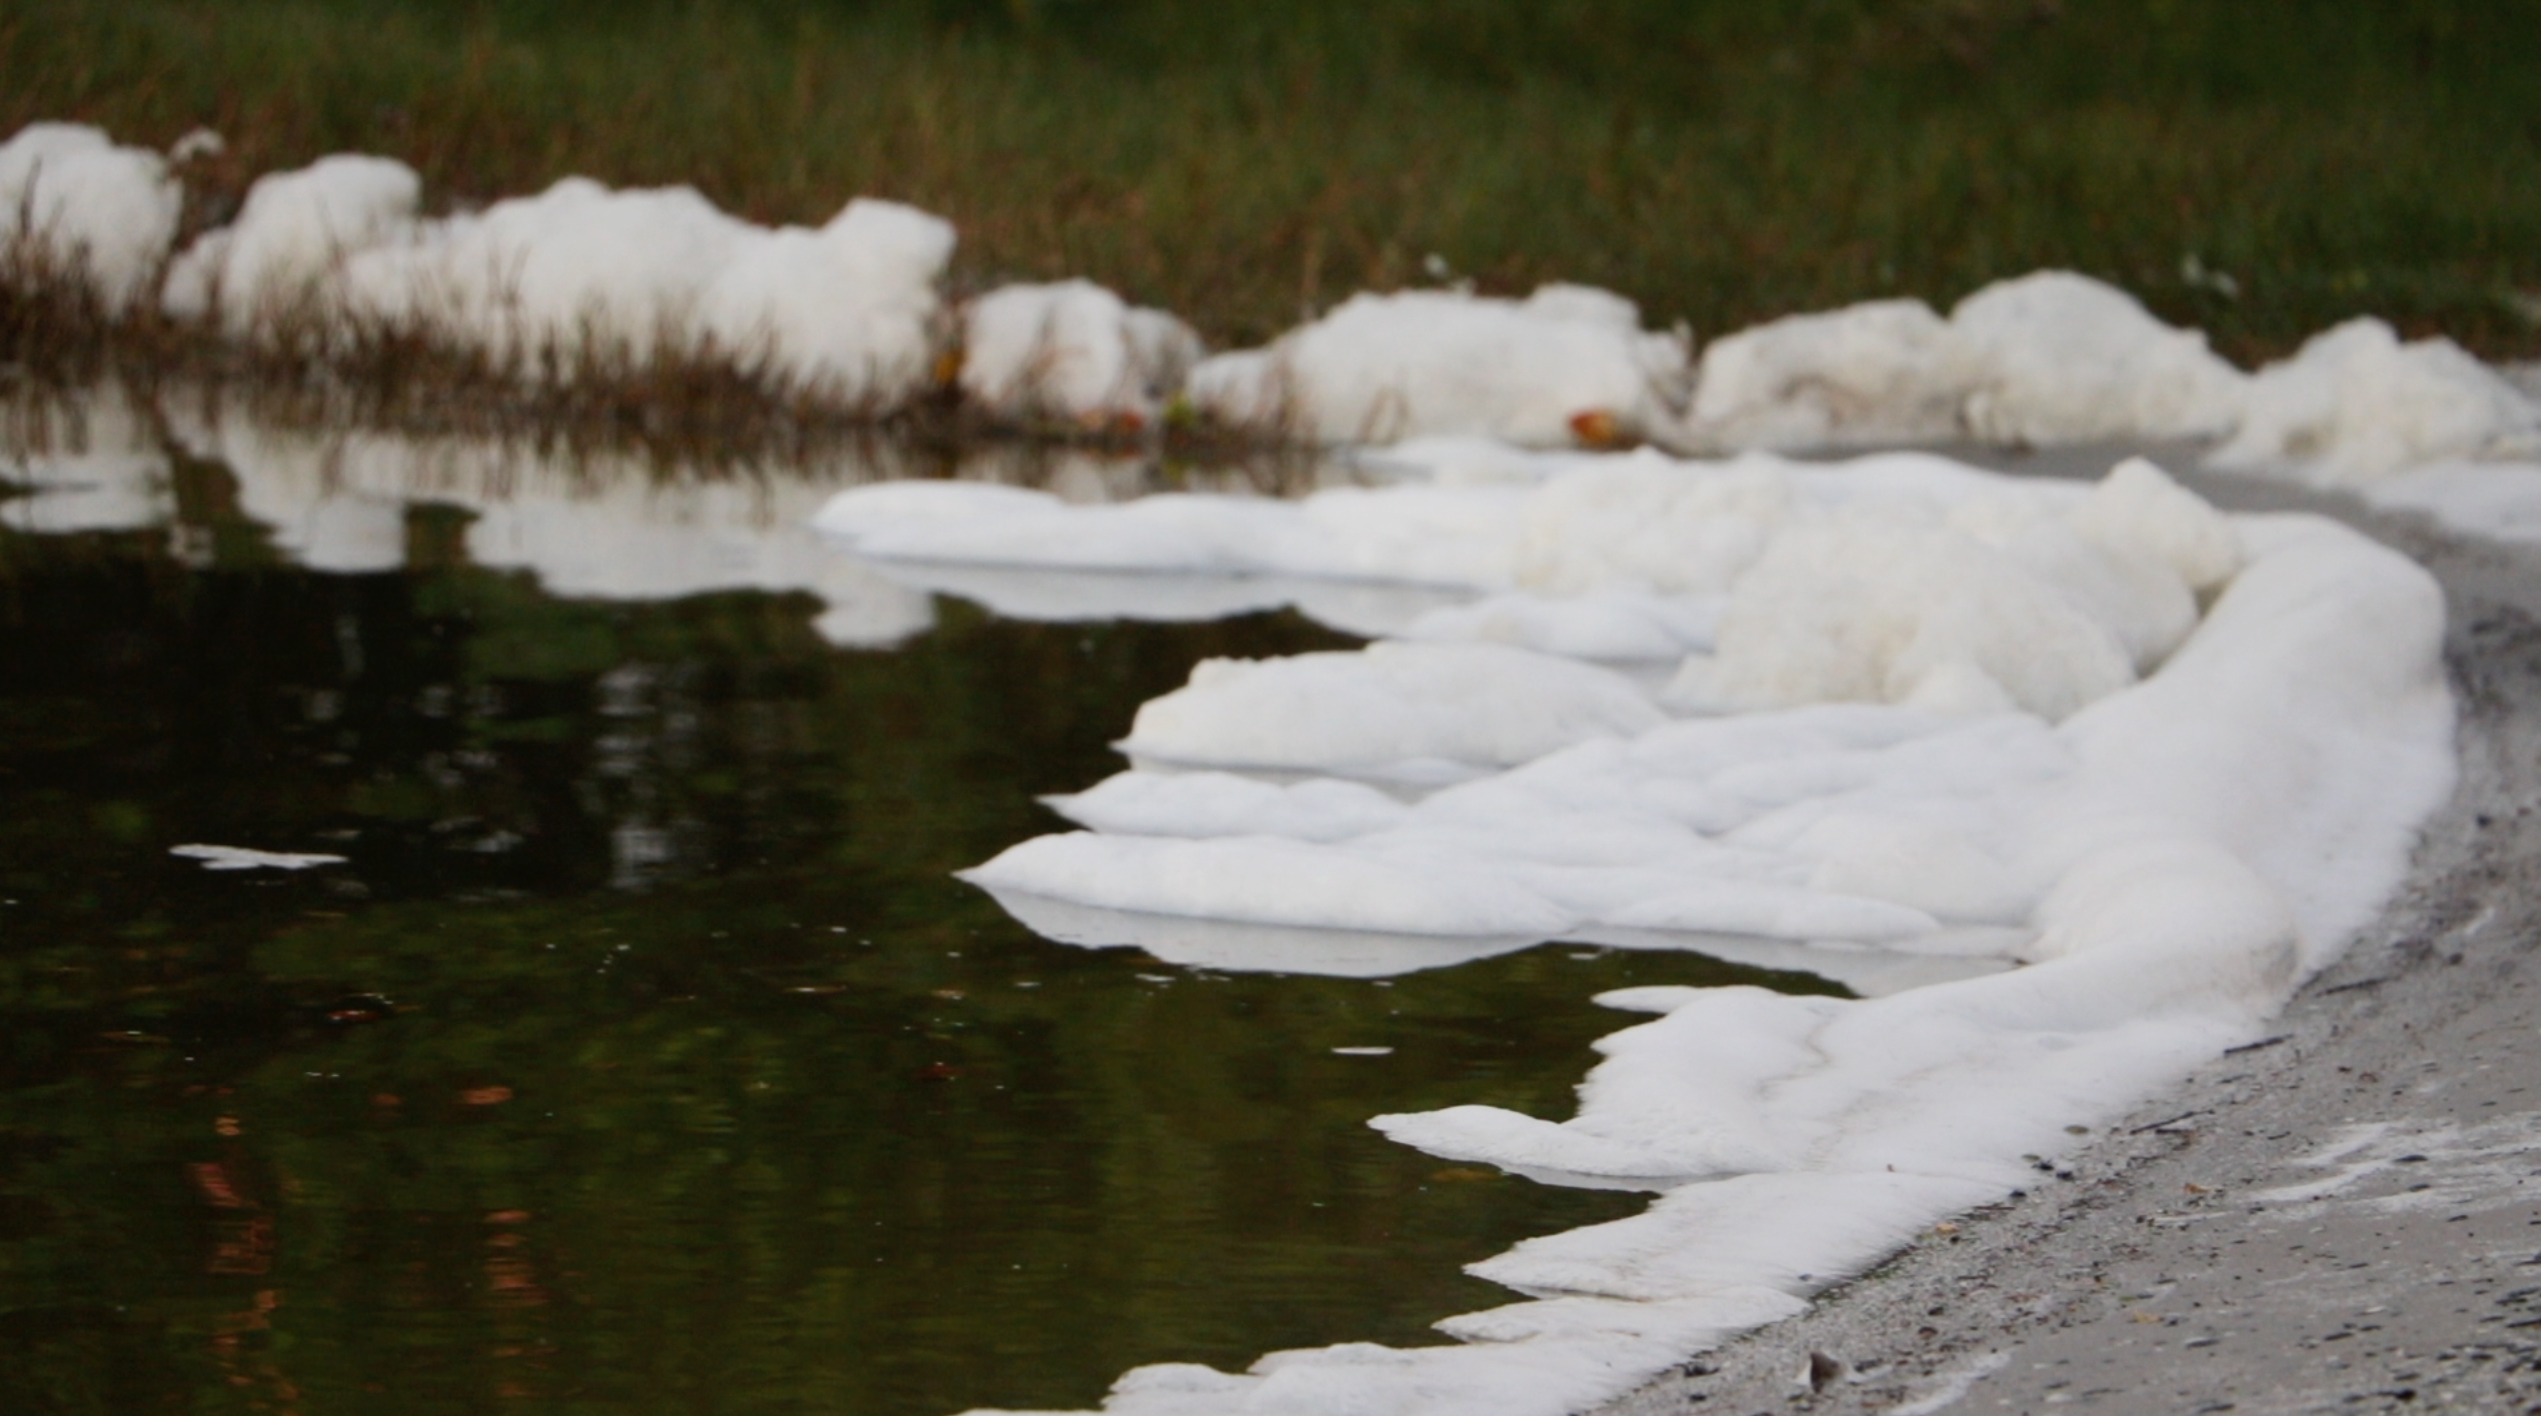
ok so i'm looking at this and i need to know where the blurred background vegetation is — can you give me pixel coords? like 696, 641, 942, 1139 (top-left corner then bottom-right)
4, 0, 2539, 360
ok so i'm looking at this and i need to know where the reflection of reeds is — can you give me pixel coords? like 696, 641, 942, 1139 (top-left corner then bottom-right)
0, 232, 110, 368
4, 371, 1339, 505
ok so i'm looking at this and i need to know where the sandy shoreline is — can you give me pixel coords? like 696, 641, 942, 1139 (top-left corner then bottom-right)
1595, 472, 2541, 1415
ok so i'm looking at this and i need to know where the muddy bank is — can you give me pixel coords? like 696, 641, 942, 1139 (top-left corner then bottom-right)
1595, 483, 2541, 1415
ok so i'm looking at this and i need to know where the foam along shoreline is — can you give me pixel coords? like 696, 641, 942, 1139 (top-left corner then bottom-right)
811, 443, 2456, 1416
10, 118, 2540, 463
1584, 471, 2541, 1416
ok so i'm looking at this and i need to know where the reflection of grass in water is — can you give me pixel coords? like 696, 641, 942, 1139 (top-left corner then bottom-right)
3, 370, 1342, 503
7, 0, 2540, 365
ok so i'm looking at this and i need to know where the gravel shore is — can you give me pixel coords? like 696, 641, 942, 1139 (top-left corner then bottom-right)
1595, 466, 2541, 1416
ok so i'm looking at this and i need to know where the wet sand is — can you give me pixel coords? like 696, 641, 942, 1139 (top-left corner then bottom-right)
1596, 470, 2541, 1416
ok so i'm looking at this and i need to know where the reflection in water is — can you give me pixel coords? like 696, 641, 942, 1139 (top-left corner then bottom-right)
0, 386, 1847, 1416
991, 887, 2004, 995
159, 390, 942, 646
0, 384, 173, 535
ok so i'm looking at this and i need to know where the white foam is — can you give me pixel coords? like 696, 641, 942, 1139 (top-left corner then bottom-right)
2209, 317, 2541, 485
961, 280, 1202, 425
2362, 459, 2541, 543
824, 448, 2239, 725
1401, 590, 1723, 661
0, 123, 183, 315
172, 844, 346, 871
1950, 271, 2248, 444
1185, 285, 1693, 446
914, 444, 2450, 1416
1118, 640, 1667, 777
1683, 273, 2247, 453
1681, 276, 2541, 486
1048, 772, 1410, 843
978, 889, 1552, 978
163, 157, 953, 406
162, 154, 422, 334
13, 114, 2528, 473
168, 128, 225, 165
1689, 298, 1976, 449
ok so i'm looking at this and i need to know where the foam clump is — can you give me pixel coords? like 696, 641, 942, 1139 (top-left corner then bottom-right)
1688, 458, 2234, 720
960, 279, 1203, 426
1688, 272, 2248, 450
1186, 284, 1693, 447
2210, 317, 2541, 485
161, 154, 423, 334
160, 154, 954, 405
0, 123, 184, 314
1950, 270, 2249, 444
1690, 298, 1976, 448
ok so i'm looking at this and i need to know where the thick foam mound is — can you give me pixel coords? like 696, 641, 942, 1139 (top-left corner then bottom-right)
0, 123, 184, 314
162, 154, 422, 334
1185, 285, 1693, 446
1684, 273, 2249, 452
841, 441, 2452, 1416
1689, 298, 1976, 449
1683, 458, 2230, 720
161, 156, 954, 405
2209, 318, 2541, 485
1950, 271, 2249, 444
961, 280, 1203, 425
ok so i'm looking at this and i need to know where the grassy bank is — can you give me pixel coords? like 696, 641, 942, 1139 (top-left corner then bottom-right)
5, 0, 2540, 363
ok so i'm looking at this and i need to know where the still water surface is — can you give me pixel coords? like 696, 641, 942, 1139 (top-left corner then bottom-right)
0, 390, 1841, 1415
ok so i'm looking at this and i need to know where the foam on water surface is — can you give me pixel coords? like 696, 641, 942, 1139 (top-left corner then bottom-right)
814, 441, 2455, 1416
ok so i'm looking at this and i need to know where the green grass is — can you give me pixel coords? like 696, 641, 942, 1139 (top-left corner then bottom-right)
5, 0, 2541, 363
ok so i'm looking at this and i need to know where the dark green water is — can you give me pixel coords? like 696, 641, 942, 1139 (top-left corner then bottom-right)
0, 418, 1839, 1416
